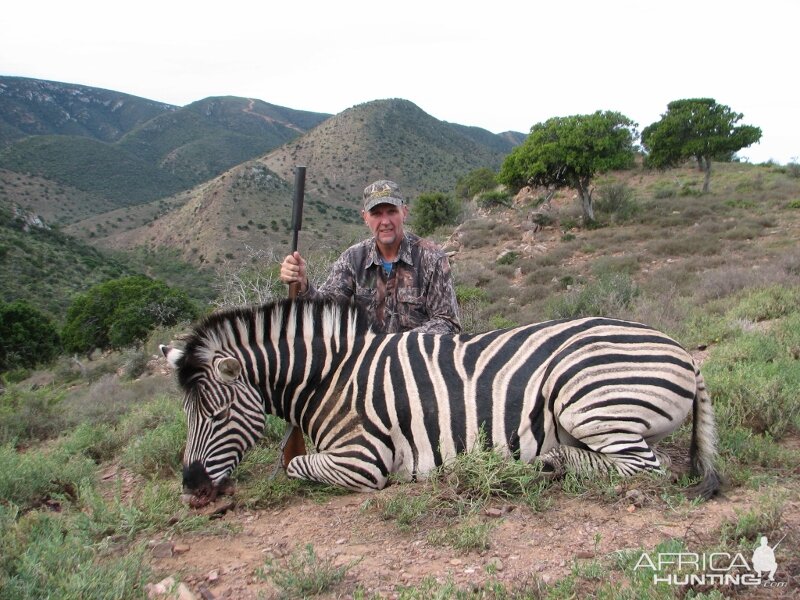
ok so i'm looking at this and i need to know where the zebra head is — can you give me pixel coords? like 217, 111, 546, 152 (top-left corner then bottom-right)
161, 343, 266, 507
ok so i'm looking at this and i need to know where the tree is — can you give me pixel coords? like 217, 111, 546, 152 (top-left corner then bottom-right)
0, 301, 61, 372
641, 98, 762, 193
455, 168, 497, 200
411, 192, 461, 235
62, 276, 198, 355
498, 111, 637, 223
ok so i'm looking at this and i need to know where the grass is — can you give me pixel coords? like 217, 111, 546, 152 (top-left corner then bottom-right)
256, 543, 359, 599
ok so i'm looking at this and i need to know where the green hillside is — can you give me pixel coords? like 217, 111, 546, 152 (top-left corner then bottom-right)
0, 202, 217, 322
0, 80, 333, 210
0, 135, 187, 204
0, 204, 135, 319
116, 96, 330, 188
0, 75, 174, 146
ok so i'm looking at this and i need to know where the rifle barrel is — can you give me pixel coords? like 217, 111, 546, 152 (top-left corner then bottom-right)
291, 166, 306, 253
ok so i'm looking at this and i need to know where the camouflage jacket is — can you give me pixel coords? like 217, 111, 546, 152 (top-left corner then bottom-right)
301, 233, 461, 334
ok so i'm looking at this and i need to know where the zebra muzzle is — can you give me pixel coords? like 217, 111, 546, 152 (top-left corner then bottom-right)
181, 461, 234, 508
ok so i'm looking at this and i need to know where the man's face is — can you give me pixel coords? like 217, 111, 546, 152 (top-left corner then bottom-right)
363, 203, 408, 249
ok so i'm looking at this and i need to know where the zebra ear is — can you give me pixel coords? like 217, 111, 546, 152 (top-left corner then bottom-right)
215, 357, 242, 382
160, 344, 184, 369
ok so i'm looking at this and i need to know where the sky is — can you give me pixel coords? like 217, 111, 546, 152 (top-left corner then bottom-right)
2, 0, 798, 164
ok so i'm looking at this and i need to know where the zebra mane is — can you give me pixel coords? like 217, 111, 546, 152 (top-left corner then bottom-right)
172, 298, 371, 389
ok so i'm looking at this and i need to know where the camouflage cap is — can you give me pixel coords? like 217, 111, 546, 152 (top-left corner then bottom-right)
363, 180, 404, 212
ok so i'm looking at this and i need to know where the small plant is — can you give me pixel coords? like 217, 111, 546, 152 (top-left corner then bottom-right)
427, 519, 495, 552
719, 494, 785, 547
546, 273, 639, 319
256, 543, 358, 598
496, 250, 519, 265
476, 190, 512, 208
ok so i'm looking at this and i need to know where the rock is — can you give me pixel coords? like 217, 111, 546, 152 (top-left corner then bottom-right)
625, 489, 645, 507
484, 507, 504, 518
450, 558, 463, 566
146, 576, 175, 597
173, 543, 191, 555
206, 570, 219, 582
198, 585, 217, 600
150, 541, 174, 558
486, 557, 504, 572
176, 583, 197, 600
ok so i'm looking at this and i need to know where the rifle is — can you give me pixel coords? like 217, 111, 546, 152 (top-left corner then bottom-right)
275, 166, 308, 475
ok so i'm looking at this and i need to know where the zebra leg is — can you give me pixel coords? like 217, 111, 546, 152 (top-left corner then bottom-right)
538, 435, 662, 479
286, 448, 389, 492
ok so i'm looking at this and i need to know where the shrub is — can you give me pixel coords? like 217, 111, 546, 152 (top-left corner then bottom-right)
0, 301, 61, 373
411, 192, 460, 236
546, 273, 640, 319
0, 505, 151, 598
476, 190, 512, 208
120, 401, 186, 477
62, 276, 198, 355
0, 384, 66, 445
455, 168, 497, 199
0, 444, 96, 510
595, 183, 639, 222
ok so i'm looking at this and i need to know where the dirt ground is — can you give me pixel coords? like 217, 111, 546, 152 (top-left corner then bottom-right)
138, 467, 800, 599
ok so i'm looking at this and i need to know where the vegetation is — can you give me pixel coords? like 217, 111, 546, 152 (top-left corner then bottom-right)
61, 276, 198, 355
411, 191, 461, 235
498, 110, 638, 223
455, 167, 497, 200
0, 81, 798, 596
0, 203, 135, 319
0, 300, 60, 373
641, 98, 762, 192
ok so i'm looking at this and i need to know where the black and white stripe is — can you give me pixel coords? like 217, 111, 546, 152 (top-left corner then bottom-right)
163, 299, 720, 499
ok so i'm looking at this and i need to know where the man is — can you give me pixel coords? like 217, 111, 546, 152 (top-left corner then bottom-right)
280, 179, 461, 334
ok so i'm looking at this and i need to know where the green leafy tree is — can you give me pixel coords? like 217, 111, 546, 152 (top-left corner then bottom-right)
455, 168, 497, 200
0, 301, 61, 372
498, 111, 637, 223
62, 276, 198, 355
411, 192, 461, 236
641, 98, 762, 193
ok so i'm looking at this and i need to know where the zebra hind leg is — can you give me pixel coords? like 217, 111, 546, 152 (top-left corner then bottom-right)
538, 436, 663, 480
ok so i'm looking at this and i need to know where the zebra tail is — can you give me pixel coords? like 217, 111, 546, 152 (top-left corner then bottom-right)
688, 369, 722, 500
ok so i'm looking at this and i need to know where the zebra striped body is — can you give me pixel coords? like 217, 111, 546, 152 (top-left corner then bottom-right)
163, 299, 720, 501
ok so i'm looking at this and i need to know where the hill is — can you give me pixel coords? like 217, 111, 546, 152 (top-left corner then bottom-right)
70, 99, 520, 265
0, 202, 135, 318
115, 96, 331, 190
0, 75, 175, 146
0, 169, 119, 225
259, 98, 515, 204
0, 78, 331, 206
74, 161, 366, 266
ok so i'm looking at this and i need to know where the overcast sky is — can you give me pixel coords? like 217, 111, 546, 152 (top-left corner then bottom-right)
3, 0, 797, 164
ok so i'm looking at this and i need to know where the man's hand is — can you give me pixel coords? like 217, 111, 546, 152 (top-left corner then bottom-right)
280, 251, 309, 293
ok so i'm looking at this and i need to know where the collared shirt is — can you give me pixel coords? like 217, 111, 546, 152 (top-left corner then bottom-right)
301, 233, 461, 334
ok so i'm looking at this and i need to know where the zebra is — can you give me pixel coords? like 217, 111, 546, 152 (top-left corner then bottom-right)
160, 298, 721, 505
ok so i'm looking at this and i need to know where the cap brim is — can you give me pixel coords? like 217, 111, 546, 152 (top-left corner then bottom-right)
364, 197, 404, 212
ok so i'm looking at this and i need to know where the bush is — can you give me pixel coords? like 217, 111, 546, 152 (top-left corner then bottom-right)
61, 276, 198, 355
0, 384, 66, 445
0, 301, 61, 373
0, 444, 96, 510
476, 190, 512, 208
455, 168, 497, 199
411, 192, 460, 236
595, 183, 639, 222
546, 273, 639, 319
